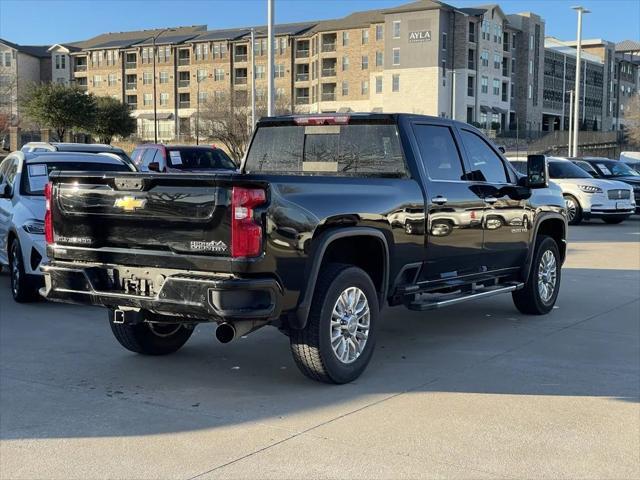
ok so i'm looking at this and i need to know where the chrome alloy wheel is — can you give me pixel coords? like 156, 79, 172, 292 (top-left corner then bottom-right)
565, 197, 578, 222
330, 286, 370, 364
537, 250, 557, 303
10, 243, 20, 298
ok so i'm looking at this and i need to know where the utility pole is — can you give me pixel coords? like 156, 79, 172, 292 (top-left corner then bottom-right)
571, 6, 590, 157
267, 0, 274, 116
250, 28, 256, 130
568, 90, 574, 156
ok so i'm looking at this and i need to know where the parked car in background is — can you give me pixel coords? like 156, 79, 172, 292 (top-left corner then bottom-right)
1, 134, 9, 151
571, 158, 640, 213
130, 144, 237, 173
20, 142, 134, 169
510, 156, 635, 225
620, 151, 640, 164
0, 151, 133, 302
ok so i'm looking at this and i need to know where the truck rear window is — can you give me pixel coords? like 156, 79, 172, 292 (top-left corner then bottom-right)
21, 162, 131, 195
244, 124, 406, 176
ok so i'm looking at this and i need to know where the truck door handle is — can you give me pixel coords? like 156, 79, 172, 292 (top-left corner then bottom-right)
431, 196, 448, 205
484, 196, 498, 204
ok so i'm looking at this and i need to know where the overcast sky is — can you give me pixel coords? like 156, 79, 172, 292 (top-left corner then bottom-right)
1, 0, 638, 45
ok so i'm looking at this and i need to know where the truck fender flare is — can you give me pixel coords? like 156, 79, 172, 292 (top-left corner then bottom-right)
292, 227, 390, 330
521, 212, 567, 281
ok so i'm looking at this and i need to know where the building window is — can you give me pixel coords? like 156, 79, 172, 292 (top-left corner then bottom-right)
392, 48, 400, 66
159, 92, 168, 106
143, 72, 152, 85
467, 75, 474, 97
494, 53, 501, 70
275, 64, 285, 78
361, 55, 368, 70
511, 58, 515, 74
197, 69, 207, 82
529, 34, 534, 50
375, 75, 383, 93
159, 71, 169, 84
468, 22, 476, 42
528, 60, 533, 75
342, 31, 349, 46
198, 91, 208, 104
342, 81, 349, 96
2, 51, 11, 67
493, 78, 500, 95
361, 29, 369, 45
393, 21, 401, 39
481, 76, 488, 94
143, 93, 152, 106
376, 51, 383, 67
511, 82, 514, 99
480, 50, 489, 67
93, 75, 102, 87
442, 32, 447, 50
392, 74, 400, 92
467, 106, 474, 123
255, 65, 265, 79
361, 80, 369, 95
501, 81, 508, 101
108, 73, 117, 86
376, 24, 384, 41
214, 68, 224, 81
441, 59, 446, 77
342, 56, 349, 71
276, 87, 285, 100
528, 84, 532, 99
480, 112, 487, 127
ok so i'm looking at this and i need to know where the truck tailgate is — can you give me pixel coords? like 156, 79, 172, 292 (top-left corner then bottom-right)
48, 172, 253, 270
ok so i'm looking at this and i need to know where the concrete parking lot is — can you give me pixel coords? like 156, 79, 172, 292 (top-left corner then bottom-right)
1, 219, 639, 479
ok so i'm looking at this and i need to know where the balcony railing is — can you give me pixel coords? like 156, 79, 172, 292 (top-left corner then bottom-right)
295, 49, 309, 58
321, 92, 336, 101
321, 43, 336, 53
234, 54, 248, 62
296, 73, 309, 81
74, 64, 87, 72
127, 102, 137, 109
178, 57, 190, 66
178, 79, 190, 88
125, 83, 137, 91
125, 62, 137, 69
179, 101, 191, 108
468, 60, 475, 70
234, 77, 248, 85
77, 84, 88, 91
295, 96, 310, 105
322, 68, 336, 77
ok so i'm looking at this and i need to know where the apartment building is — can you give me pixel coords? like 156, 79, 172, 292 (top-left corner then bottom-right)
0, 39, 51, 124
2, 0, 637, 140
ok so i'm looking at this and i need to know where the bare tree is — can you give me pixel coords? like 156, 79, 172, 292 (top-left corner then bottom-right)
198, 90, 293, 161
0, 64, 18, 137
624, 93, 640, 147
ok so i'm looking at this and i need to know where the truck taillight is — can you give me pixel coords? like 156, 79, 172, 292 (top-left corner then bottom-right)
44, 182, 54, 244
231, 187, 266, 258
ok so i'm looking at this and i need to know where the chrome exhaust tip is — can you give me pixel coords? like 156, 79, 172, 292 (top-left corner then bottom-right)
215, 322, 236, 344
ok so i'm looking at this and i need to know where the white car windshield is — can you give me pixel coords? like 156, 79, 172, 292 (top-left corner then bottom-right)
21, 161, 131, 195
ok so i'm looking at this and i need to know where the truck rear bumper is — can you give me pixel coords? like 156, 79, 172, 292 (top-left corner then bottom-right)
41, 263, 283, 322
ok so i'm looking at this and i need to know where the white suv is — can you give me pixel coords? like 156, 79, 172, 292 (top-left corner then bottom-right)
510, 157, 635, 225
0, 151, 133, 302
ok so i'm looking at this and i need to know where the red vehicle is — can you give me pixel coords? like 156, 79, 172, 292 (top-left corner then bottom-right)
130, 144, 237, 173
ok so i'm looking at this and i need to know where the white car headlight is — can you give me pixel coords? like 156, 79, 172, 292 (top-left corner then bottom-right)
578, 185, 603, 194
22, 221, 45, 235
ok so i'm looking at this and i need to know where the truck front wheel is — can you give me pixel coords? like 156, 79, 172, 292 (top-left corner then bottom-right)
512, 235, 561, 315
109, 311, 194, 355
290, 264, 379, 384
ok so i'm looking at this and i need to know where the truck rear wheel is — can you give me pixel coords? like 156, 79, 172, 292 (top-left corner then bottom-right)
109, 311, 194, 355
290, 264, 379, 384
512, 235, 561, 315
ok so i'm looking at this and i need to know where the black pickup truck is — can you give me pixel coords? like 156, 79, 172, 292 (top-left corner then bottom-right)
42, 114, 567, 383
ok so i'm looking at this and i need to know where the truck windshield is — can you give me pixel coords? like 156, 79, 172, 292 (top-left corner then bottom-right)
244, 123, 406, 176
548, 161, 593, 179
591, 160, 639, 178
21, 162, 131, 196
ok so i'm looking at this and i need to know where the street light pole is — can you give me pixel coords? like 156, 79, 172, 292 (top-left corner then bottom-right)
196, 75, 201, 145
571, 6, 590, 157
250, 28, 256, 130
568, 89, 574, 156
267, 0, 274, 116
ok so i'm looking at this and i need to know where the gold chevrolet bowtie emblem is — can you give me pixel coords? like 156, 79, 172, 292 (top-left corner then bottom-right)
114, 196, 146, 212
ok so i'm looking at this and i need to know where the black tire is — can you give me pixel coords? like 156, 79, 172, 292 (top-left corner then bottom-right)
290, 264, 379, 384
109, 310, 194, 355
512, 235, 561, 315
9, 239, 40, 303
564, 195, 582, 225
602, 216, 626, 224
404, 221, 414, 235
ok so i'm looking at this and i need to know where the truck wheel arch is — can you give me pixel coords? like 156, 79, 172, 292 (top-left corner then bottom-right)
522, 213, 567, 282
292, 227, 390, 330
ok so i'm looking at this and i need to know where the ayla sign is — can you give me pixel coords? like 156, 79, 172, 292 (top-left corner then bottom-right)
408, 30, 432, 43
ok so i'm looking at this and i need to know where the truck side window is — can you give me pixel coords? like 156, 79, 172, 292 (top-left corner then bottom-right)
140, 148, 156, 171
413, 124, 465, 181
459, 129, 508, 183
